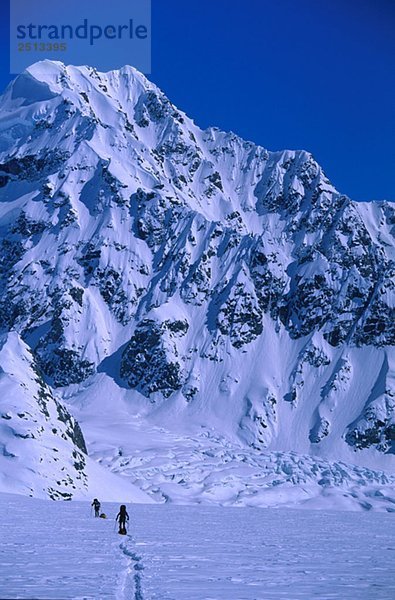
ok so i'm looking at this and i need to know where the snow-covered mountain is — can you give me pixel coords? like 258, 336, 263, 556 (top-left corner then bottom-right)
0, 60, 394, 506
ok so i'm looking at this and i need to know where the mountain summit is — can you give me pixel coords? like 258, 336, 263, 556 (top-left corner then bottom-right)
0, 61, 394, 507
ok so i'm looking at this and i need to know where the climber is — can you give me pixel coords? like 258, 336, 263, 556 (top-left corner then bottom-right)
116, 504, 129, 534
91, 498, 101, 517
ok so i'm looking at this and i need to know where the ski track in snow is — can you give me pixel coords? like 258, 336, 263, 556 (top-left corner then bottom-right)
1, 493, 395, 600
119, 537, 145, 600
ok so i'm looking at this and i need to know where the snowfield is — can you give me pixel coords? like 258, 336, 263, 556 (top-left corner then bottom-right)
0, 494, 394, 600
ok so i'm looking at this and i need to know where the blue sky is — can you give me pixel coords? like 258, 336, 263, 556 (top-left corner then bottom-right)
1, 0, 394, 201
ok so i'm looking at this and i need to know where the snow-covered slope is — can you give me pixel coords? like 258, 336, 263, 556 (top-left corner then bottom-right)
0, 332, 151, 502
0, 60, 394, 504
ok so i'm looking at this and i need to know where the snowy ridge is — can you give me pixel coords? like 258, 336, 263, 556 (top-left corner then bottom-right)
0, 60, 394, 507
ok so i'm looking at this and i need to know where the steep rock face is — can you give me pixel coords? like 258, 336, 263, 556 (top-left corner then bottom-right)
345, 356, 395, 453
34, 288, 96, 386
0, 60, 393, 479
346, 393, 395, 453
120, 318, 188, 398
